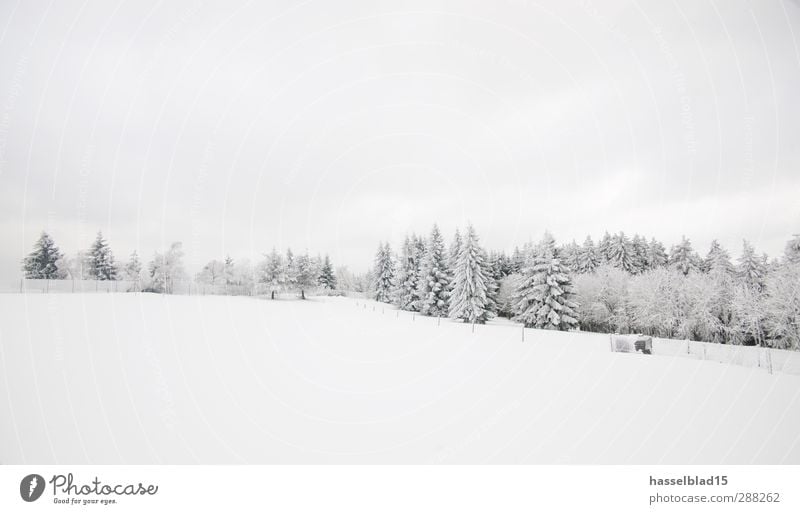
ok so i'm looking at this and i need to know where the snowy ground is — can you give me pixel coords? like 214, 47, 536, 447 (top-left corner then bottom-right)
1, 293, 799, 464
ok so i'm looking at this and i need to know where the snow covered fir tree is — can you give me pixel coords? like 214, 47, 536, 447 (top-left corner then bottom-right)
372, 242, 395, 303
416, 224, 450, 317
22, 232, 66, 279
87, 232, 117, 280
448, 224, 494, 324
512, 244, 579, 330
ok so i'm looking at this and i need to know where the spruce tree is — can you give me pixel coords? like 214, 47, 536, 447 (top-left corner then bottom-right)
648, 237, 668, 268
482, 248, 500, 317
669, 236, 698, 275
124, 251, 142, 282
631, 234, 649, 273
417, 224, 450, 316
738, 240, 766, 292
262, 248, 285, 298
448, 224, 492, 323
22, 231, 66, 279
283, 250, 296, 290
495, 252, 513, 276
512, 244, 579, 330
576, 236, 598, 274
560, 240, 581, 272
538, 231, 557, 258
373, 242, 395, 303
88, 231, 117, 280
448, 229, 463, 280
319, 254, 336, 290
607, 232, 635, 273
704, 240, 733, 275
598, 231, 612, 263
511, 246, 525, 273
293, 253, 315, 299
785, 234, 800, 264
394, 235, 422, 310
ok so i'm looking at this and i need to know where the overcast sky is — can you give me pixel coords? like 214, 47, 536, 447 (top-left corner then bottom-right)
1, 0, 799, 281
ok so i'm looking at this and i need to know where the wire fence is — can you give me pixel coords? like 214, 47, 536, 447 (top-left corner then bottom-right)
5, 278, 365, 299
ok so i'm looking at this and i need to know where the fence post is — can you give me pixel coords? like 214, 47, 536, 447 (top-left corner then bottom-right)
471, 320, 475, 333
72, 279, 75, 293
522, 324, 525, 342
20, 278, 23, 293
438, 315, 441, 327
609, 334, 613, 352
768, 349, 773, 375
45, 279, 48, 293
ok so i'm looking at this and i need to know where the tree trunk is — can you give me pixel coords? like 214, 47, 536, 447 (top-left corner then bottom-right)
301, 289, 306, 300
271, 291, 275, 300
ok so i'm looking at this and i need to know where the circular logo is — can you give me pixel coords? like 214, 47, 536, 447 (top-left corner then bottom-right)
20, 474, 45, 502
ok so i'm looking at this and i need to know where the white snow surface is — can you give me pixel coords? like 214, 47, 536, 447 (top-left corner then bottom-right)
1, 293, 799, 464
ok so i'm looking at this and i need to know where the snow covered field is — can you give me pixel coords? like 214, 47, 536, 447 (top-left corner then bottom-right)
1, 293, 799, 464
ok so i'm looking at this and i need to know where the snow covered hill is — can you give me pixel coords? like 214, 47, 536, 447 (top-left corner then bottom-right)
1, 293, 798, 464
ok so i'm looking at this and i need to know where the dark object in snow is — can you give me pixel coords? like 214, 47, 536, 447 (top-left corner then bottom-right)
612, 334, 653, 355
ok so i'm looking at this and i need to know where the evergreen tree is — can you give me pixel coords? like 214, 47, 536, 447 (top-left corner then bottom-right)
22, 231, 66, 279
607, 232, 635, 273
785, 234, 800, 264
669, 236, 698, 275
417, 224, 450, 316
598, 231, 612, 263
293, 253, 316, 299
737, 240, 766, 292
448, 229, 463, 278
87, 232, 117, 280
310, 254, 323, 286
124, 251, 142, 282
394, 235, 422, 310
373, 242, 395, 303
510, 246, 525, 273
704, 240, 733, 275
283, 249, 296, 290
482, 248, 500, 317
319, 254, 336, 290
512, 244, 579, 330
538, 231, 557, 258
448, 224, 492, 323
262, 248, 285, 298
631, 234, 649, 273
495, 251, 513, 276
576, 236, 598, 274
560, 240, 581, 272
648, 237, 668, 268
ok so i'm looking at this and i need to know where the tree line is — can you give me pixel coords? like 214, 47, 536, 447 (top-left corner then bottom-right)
21, 231, 340, 299
369, 227, 800, 350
